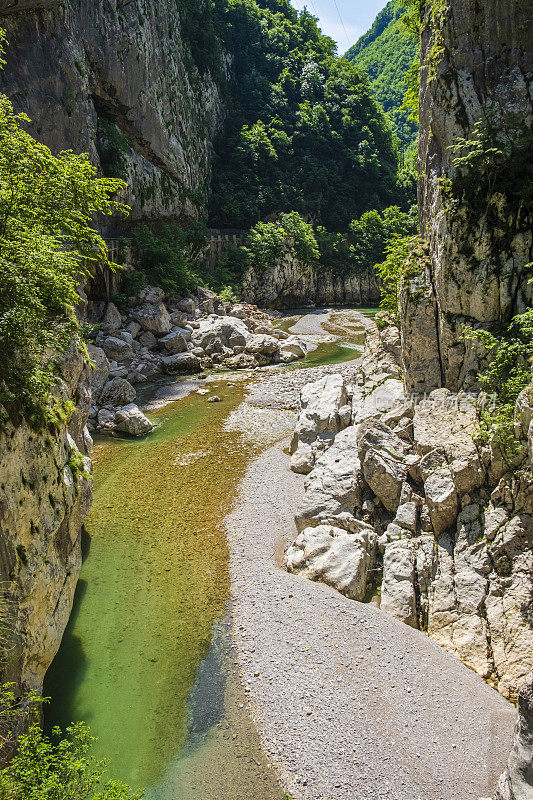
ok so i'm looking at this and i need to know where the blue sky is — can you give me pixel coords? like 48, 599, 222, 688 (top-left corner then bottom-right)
289, 0, 387, 54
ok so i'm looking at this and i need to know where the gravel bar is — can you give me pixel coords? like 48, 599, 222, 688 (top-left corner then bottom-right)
225, 426, 516, 799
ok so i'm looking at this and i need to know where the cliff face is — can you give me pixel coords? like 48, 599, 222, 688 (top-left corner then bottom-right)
0, 0, 224, 226
0, 343, 93, 694
400, 0, 533, 392
241, 256, 380, 310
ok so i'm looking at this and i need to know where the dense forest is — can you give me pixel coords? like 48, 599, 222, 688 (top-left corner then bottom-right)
345, 0, 418, 156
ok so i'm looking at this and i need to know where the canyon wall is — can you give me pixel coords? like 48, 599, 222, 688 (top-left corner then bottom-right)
241, 255, 380, 309
0, 342, 93, 694
0, 0, 224, 227
400, 0, 533, 392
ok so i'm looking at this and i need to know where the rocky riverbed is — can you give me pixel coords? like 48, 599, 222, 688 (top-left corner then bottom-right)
83, 286, 309, 437
224, 309, 531, 800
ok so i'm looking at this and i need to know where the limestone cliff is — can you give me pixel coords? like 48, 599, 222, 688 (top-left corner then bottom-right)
400, 0, 533, 392
0, 343, 93, 694
241, 255, 380, 309
0, 0, 224, 226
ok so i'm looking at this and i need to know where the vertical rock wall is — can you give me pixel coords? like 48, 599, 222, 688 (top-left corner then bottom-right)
0, 344, 93, 694
0, 0, 225, 226
241, 254, 380, 309
400, 0, 533, 392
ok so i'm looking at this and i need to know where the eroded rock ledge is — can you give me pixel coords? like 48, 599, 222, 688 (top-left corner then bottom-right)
286, 321, 533, 702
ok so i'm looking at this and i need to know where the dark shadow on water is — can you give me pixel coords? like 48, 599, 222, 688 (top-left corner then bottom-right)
43, 577, 90, 732
185, 615, 229, 748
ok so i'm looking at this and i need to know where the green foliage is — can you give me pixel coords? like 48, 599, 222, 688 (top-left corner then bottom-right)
245, 211, 318, 273
130, 223, 208, 295
96, 116, 132, 181
346, 0, 418, 145
317, 204, 416, 277
212, 244, 251, 290
448, 119, 533, 209
172, 0, 226, 80
464, 310, 533, 459
217, 285, 238, 303
0, 684, 142, 799
209, 0, 404, 230
0, 47, 128, 420
374, 234, 412, 321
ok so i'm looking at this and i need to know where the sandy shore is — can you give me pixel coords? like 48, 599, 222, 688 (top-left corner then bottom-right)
224, 310, 516, 800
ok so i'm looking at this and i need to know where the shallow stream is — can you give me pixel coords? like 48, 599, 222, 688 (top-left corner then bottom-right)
45, 309, 374, 798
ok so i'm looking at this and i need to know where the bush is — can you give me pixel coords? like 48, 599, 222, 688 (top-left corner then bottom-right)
0, 34, 128, 421
374, 234, 412, 321
0, 684, 141, 799
130, 223, 209, 295
246, 212, 318, 273
464, 309, 533, 459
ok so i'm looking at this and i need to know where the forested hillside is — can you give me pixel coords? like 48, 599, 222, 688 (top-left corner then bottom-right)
345, 0, 417, 153
208, 0, 405, 231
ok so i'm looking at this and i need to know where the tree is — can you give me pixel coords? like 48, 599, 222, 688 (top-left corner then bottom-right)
0, 29, 128, 421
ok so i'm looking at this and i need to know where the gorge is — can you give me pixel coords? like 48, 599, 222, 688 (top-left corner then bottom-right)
0, 1, 531, 800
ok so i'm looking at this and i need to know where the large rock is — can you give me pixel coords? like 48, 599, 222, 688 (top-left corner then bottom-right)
245, 333, 279, 355
177, 297, 196, 315
290, 374, 349, 474
134, 302, 171, 335
191, 315, 249, 353
380, 540, 418, 628
87, 344, 109, 403
162, 352, 201, 374
495, 671, 533, 800
424, 464, 458, 535
102, 335, 133, 363
100, 302, 122, 334
484, 513, 533, 698
295, 425, 364, 534
0, 347, 92, 694
400, 1, 532, 392
285, 524, 377, 601
98, 377, 136, 407
158, 331, 188, 353
357, 419, 411, 513
113, 404, 153, 437
139, 285, 165, 304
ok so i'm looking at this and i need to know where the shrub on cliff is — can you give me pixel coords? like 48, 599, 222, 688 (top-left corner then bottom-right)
465, 309, 533, 459
246, 211, 319, 273
0, 31, 128, 421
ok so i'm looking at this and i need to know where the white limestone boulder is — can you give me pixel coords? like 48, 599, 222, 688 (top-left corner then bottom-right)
102, 336, 133, 363
158, 331, 188, 353
134, 301, 171, 334
285, 524, 377, 601
290, 374, 349, 474
113, 404, 153, 436
87, 344, 110, 403
162, 352, 201, 374
295, 425, 364, 534
357, 419, 411, 513
380, 540, 417, 628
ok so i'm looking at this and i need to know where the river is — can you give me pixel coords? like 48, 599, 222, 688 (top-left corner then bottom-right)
44, 310, 370, 799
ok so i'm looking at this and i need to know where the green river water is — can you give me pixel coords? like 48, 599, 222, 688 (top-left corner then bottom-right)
45, 311, 371, 798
